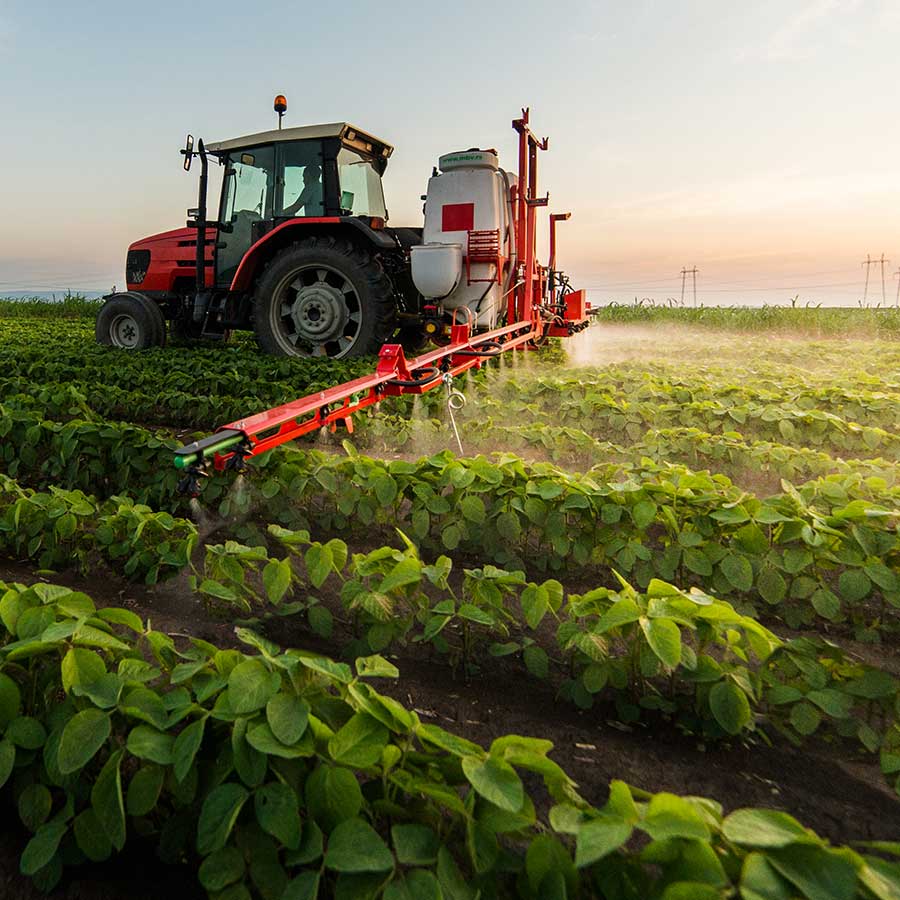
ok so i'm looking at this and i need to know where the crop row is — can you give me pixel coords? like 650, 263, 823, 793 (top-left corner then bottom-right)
2, 402, 898, 629
465, 385, 900, 460
238, 446, 900, 631
0, 472, 195, 583
361, 415, 900, 491
0, 578, 897, 899
196, 526, 900, 773
487, 369, 900, 433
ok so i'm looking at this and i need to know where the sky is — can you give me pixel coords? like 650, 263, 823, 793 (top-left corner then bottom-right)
1, 0, 899, 306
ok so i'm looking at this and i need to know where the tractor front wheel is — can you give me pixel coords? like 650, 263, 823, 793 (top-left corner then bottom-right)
253, 237, 395, 359
95, 292, 166, 350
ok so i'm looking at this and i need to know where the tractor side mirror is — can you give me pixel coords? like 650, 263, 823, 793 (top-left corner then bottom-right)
182, 134, 194, 171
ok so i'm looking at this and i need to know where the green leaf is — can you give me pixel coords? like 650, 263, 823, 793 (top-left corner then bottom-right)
263, 558, 293, 605
595, 598, 641, 633
722, 809, 811, 848
436, 846, 474, 900
524, 645, 549, 679
305, 764, 362, 833
20, 819, 67, 876
720, 554, 754, 592
520, 583, 550, 630
296, 655, 353, 684
641, 793, 710, 841
197, 782, 250, 855
740, 852, 795, 900
632, 500, 657, 529
461, 755, 524, 813
790, 702, 821, 736
379, 558, 422, 595
227, 658, 279, 715
641, 617, 681, 668
384, 870, 442, 900
766, 844, 857, 900
57, 709, 110, 775
7, 716, 46, 749
266, 693, 309, 746
684, 548, 713, 577
757, 567, 787, 605
255, 782, 301, 849
709, 681, 752, 735
282, 871, 320, 900
575, 814, 632, 867
0, 672, 22, 727
392, 824, 439, 866
308, 605, 334, 638
91, 750, 125, 850
460, 495, 486, 524
838, 569, 871, 603
126, 725, 175, 765
18, 783, 52, 832
324, 818, 394, 873
173, 716, 206, 782
305, 543, 334, 588
328, 713, 388, 768
0, 739, 15, 791
61, 647, 106, 696
457, 603, 494, 626
126, 765, 165, 816
74, 807, 112, 862
811, 588, 841, 621
199, 847, 246, 892
355, 655, 400, 679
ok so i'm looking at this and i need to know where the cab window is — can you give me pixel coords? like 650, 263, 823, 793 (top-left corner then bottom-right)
279, 142, 325, 217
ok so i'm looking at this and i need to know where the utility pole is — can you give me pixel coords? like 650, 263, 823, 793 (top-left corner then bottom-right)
681, 267, 699, 307
894, 268, 900, 307
862, 254, 889, 305
862, 254, 871, 305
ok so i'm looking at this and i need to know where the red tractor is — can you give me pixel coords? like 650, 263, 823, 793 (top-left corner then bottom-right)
97, 98, 587, 360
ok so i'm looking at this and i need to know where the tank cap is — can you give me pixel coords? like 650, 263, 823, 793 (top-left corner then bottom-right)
439, 149, 500, 172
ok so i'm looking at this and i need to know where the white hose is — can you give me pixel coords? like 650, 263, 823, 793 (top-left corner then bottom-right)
442, 373, 466, 455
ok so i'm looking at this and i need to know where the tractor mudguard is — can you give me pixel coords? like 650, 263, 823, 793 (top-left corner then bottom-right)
229, 217, 399, 291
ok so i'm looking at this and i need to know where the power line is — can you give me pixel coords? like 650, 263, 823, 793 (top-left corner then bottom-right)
581, 280, 861, 292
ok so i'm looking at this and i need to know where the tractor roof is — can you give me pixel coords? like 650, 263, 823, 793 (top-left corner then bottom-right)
206, 122, 393, 159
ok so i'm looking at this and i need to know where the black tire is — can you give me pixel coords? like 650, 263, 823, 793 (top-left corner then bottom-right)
397, 323, 430, 354
253, 236, 395, 358
95, 292, 166, 350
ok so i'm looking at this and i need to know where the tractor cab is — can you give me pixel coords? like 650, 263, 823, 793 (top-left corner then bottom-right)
206, 123, 393, 285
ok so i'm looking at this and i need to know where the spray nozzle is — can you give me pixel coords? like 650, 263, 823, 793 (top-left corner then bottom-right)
176, 462, 209, 498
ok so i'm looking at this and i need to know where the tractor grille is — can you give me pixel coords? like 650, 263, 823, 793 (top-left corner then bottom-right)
126, 249, 151, 284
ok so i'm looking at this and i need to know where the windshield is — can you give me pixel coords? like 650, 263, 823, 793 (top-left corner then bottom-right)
337, 148, 387, 218
220, 147, 275, 222
217, 147, 275, 284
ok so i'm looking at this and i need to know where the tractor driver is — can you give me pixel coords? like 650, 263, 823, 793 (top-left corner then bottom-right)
282, 164, 323, 217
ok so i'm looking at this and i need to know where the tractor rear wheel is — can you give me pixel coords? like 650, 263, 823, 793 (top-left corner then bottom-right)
95, 292, 166, 350
253, 237, 395, 359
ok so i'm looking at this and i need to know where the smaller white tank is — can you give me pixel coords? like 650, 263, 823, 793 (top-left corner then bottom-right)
410, 243, 463, 299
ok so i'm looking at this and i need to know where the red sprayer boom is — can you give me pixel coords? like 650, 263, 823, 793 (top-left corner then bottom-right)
174, 108, 590, 493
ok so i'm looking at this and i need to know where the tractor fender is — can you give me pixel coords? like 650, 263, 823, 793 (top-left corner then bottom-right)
229, 217, 399, 292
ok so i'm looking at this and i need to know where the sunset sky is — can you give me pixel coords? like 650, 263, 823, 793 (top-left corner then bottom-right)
2, 0, 899, 306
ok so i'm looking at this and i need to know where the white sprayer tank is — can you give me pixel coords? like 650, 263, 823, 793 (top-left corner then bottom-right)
410, 148, 513, 328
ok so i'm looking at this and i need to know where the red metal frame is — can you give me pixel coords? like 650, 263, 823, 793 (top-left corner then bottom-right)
179, 108, 590, 475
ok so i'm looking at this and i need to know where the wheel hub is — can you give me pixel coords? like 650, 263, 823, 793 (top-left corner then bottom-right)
110, 313, 139, 349
289, 284, 348, 343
